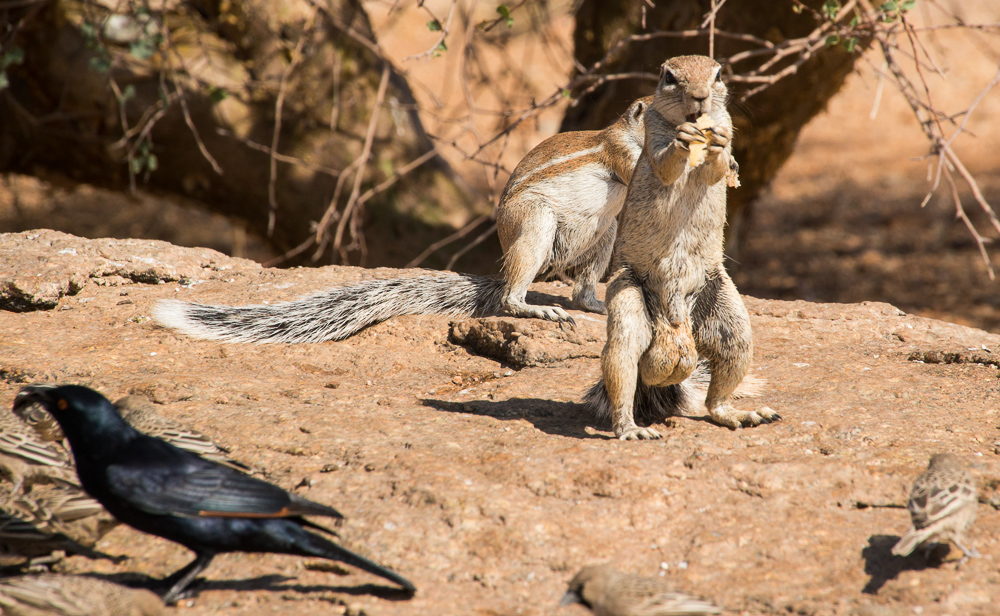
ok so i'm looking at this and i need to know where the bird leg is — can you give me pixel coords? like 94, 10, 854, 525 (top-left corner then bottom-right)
953, 539, 981, 566
161, 552, 215, 605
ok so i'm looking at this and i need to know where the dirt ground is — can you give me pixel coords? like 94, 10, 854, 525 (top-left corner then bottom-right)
2, 230, 1000, 616
2, 3, 1000, 614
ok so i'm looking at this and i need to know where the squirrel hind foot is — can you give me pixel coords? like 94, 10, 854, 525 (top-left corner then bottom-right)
571, 295, 606, 315
504, 301, 576, 325
708, 404, 781, 430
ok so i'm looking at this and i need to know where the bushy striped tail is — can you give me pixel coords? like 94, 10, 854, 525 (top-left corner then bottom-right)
154, 273, 506, 344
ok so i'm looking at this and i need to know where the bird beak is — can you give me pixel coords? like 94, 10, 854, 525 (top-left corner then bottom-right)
13, 384, 57, 409
559, 590, 583, 607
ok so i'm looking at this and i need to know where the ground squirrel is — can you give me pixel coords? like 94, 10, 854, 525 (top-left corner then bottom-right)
585, 55, 780, 439
153, 98, 650, 343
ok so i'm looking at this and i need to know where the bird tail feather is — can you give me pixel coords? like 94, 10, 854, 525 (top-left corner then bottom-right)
154, 273, 506, 344
296, 527, 416, 592
891, 528, 931, 557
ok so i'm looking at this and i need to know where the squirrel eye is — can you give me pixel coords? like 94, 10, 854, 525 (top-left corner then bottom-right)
714, 69, 723, 83
661, 69, 677, 86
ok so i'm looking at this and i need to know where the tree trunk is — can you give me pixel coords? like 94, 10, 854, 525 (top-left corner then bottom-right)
562, 0, 860, 255
0, 0, 468, 267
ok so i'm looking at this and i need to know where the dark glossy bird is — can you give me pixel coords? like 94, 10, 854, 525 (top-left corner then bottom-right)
15, 393, 255, 474
14, 384, 415, 604
113, 396, 256, 474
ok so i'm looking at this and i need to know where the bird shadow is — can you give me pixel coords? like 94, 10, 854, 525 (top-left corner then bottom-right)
420, 398, 607, 439
87, 571, 414, 602
861, 534, 947, 594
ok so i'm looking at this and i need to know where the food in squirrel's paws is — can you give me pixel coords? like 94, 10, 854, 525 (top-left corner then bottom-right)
687, 114, 715, 168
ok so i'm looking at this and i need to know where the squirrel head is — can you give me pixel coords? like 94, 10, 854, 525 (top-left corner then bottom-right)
653, 55, 727, 124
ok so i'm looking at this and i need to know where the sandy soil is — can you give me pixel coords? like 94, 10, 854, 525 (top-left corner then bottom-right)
2, 231, 1000, 616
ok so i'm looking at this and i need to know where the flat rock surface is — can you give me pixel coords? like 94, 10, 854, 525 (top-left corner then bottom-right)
2, 232, 1000, 616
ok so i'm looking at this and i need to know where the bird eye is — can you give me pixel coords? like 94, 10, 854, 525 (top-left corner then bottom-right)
661, 69, 677, 86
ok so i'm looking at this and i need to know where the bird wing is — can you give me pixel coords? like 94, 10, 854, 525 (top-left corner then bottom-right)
0, 509, 52, 540
625, 578, 722, 616
0, 426, 70, 468
105, 460, 291, 517
908, 468, 976, 529
0, 575, 94, 616
104, 442, 342, 520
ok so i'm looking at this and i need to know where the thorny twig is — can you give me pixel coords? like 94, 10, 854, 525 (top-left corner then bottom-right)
267, 11, 315, 237
406, 0, 999, 275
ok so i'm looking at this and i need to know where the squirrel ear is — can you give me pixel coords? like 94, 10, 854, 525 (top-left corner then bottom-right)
631, 100, 647, 121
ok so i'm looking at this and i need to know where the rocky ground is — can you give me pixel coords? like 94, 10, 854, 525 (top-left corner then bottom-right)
2, 230, 1000, 615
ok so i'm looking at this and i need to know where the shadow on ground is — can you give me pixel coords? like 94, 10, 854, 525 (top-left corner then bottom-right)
420, 398, 606, 439
861, 534, 947, 594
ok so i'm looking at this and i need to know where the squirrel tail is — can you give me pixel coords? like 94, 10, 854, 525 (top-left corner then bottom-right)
153, 273, 506, 343
583, 361, 765, 426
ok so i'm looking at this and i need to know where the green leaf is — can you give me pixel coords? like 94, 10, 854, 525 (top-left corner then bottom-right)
825, 35, 840, 46
146, 153, 158, 172
1, 46, 24, 69
427, 19, 442, 32
80, 22, 97, 42
497, 4, 513, 28
822, 0, 840, 20
121, 84, 136, 101
129, 39, 156, 61
0, 72, 8, 91
432, 40, 447, 56
844, 36, 859, 52
850, 14, 859, 27
900, 0, 916, 10
561, 88, 571, 99
89, 56, 111, 73
880, 1, 898, 11
207, 85, 228, 103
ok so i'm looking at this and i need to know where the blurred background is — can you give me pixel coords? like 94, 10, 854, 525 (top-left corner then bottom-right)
1, 0, 998, 331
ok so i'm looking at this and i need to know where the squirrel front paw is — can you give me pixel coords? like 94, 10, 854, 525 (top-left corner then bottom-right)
674, 121, 704, 151
706, 124, 731, 155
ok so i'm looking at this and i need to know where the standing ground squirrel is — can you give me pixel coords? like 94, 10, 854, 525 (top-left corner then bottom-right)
153, 98, 651, 342
585, 55, 780, 439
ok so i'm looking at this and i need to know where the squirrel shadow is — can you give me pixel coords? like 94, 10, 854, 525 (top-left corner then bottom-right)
523, 289, 578, 312
861, 534, 947, 594
420, 398, 607, 439
89, 571, 413, 601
